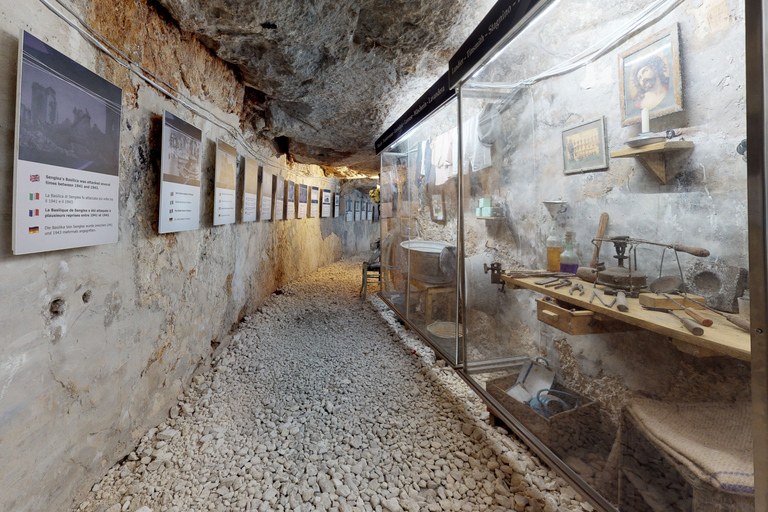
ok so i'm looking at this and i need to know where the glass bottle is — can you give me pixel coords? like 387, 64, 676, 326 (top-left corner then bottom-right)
559, 231, 579, 274
546, 227, 562, 272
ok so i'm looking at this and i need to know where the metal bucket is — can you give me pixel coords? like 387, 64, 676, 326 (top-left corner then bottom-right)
400, 240, 455, 284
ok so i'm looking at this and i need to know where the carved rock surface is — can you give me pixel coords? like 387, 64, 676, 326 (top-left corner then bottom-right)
156, 0, 495, 172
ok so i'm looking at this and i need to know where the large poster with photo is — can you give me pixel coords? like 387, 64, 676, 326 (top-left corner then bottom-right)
297, 184, 308, 218
334, 192, 340, 218
159, 111, 201, 233
242, 157, 259, 223
285, 180, 295, 219
309, 186, 320, 218
321, 188, 331, 218
214, 140, 237, 225
274, 174, 285, 220
13, 31, 122, 255
158, 111, 203, 233
260, 169, 273, 221
345, 197, 353, 221
354, 200, 361, 221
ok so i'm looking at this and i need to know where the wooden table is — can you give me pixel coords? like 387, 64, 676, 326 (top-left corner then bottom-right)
501, 275, 751, 361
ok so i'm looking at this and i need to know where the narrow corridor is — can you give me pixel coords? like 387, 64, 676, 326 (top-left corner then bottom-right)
73, 260, 584, 512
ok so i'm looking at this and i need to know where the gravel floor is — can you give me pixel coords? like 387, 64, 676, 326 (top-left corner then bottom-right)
73, 259, 590, 512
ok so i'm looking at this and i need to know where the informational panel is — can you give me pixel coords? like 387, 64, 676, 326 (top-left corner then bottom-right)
309, 186, 320, 218
321, 188, 331, 218
297, 183, 308, 218
373, 204, 379, 222
274, 174, 285, 220
242, 156, 258, 223
367, 202, 373, 220
334, 192, 340, 218
354, 200, 361, 221
260, 169, 273, 221
285, 180, 295, 219
345, 198, 353, 221
13, 31, 122, 255
214, 140, 237, 225
159, 111, 201, 233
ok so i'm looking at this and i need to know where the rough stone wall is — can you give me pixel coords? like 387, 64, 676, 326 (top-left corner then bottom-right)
0, 1, 376, 511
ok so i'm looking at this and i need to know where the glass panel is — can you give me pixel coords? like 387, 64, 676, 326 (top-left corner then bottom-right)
379, 99, 462, 365
459, 0, 751, 510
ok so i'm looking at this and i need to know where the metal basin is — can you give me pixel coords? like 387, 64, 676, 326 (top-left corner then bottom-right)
400, 240, 455, 284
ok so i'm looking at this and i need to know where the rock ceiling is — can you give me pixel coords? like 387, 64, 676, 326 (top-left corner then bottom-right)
156, 0, 495, 176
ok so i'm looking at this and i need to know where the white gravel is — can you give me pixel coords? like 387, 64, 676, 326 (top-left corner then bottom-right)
73, 259, 588, 512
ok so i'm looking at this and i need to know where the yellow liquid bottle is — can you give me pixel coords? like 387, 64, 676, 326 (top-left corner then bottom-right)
547, 246, 561, 271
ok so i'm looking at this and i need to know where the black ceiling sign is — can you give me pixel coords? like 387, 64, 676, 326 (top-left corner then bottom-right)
375, 72, 456, 155
448, 0, 542, 89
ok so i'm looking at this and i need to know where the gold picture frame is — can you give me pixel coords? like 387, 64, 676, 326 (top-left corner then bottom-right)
619, 24, 682, 127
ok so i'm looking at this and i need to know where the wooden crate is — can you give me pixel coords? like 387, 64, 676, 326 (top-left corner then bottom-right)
487, 372, 607, 455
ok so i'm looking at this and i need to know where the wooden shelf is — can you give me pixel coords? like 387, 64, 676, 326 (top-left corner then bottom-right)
501, 274, 750, 361
610, 141, 694, 184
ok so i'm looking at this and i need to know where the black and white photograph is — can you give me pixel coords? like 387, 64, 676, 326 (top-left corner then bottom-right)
163, 112, 201, 186
334, 192, 340, 218
18, 31, 122, 176
310, 186, 320, 218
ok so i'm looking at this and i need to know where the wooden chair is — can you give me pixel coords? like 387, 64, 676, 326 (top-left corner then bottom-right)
360, 242, 381, 300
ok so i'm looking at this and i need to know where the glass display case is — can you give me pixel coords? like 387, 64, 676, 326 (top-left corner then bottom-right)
380, 0, 761, 510
457, 0, 752, 510
379, 98, 462, 366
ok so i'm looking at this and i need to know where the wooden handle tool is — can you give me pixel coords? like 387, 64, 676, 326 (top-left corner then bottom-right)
671, 244, 710, 257
616, 291, 629, 312
643, 306, 704, 336
683, 296, 751, 332
590, 213, 609, 268
662, 294, 713, 326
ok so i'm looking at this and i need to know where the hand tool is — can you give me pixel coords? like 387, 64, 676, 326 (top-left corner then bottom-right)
642, 306, 704, 335
589, 213, 609, 269
662, 293, 712, 326
569, 283, 584, 296
545, 279, 570, 288
552, 279, 572, 289
535, 277, 560, 286
681, 296, 750, 332
590, 292, 616, 308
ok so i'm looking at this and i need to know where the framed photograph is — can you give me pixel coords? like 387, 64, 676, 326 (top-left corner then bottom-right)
320, 188, 331, 218
285, 180, 295, 219
561, 117, 608, 174
430, 189, 446, 223
297, 183, 308, 218
274, 174, 285, 220
345, 197, 353, 221
259, 168, 273, 221
619, 24, 682, 126
159, 111, 201, 233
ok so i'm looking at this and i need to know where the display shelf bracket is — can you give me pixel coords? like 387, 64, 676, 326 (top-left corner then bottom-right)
610, 141, 695, 184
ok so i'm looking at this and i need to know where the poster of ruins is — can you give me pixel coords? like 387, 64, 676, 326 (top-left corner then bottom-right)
159, 111, 201, 233
320, 188, 332, 218
309, 186, 320, 218
297, 183, 308, 218
285, 180, 296, 219
13, 31, 122, 254
274, 174, 285, 220
242, 156, 259, 223
214, 140, 237, 225
260, 169, 273, 221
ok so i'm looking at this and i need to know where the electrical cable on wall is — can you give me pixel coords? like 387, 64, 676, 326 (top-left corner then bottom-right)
484, 0, 685, 113
39, 0, 340, 190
